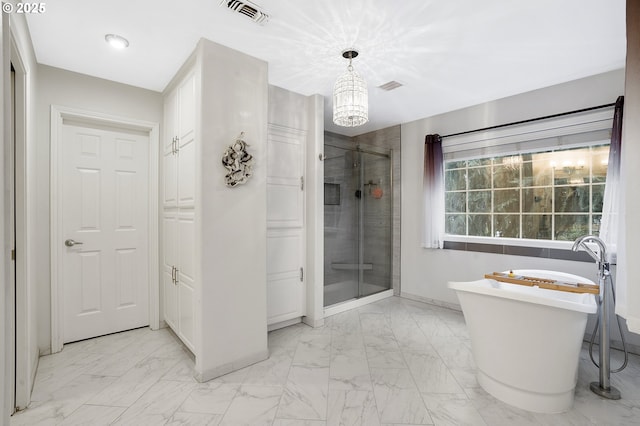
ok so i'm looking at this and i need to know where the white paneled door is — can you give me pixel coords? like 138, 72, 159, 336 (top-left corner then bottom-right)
266, 125, 306, 325
61, 123, 149, 343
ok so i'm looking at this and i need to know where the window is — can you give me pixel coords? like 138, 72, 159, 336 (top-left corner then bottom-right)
444, 144, 609, 241
440, 106, 614, 244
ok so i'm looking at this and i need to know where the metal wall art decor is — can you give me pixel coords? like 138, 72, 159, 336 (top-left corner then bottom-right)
222, 132, 254, 187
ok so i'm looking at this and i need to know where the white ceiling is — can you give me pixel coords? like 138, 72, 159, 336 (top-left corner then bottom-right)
25, 0, 626, 136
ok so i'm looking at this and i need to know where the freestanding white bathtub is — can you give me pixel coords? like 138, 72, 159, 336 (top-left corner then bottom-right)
448, 270, 597, 413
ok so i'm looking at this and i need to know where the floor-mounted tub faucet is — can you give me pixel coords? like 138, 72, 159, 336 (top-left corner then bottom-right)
572, 235, 622, 400
571, 235, 606, 265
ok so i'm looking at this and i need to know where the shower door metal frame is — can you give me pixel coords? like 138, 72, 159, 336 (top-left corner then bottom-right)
324, 142, 393, 304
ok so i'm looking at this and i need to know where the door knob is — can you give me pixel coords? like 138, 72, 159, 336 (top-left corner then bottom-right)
64, 239, 83, 247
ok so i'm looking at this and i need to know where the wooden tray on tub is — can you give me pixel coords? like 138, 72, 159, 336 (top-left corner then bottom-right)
484, 272, 600, 294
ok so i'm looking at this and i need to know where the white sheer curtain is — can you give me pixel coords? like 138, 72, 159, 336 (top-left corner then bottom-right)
598, 97, 629, 323
423, 134, 445, 248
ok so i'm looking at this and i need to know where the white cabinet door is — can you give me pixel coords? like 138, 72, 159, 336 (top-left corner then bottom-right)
177, 212, 196, 351
267, 127, 304, 229
163, 86, 178, 207
178, 73, 195, 142
164, 74, 195, 208
163, 150, 178, 207
163, 212, 178, 329
164, 89, 178, 155
266, 125, 306, 326
177, 134, 195, 207
162, 71, 197, 350
267, 229, 304, 324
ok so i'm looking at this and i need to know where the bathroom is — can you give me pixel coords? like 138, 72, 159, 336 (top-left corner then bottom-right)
4, 1, 640, 425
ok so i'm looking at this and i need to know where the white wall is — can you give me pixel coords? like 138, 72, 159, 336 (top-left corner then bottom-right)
1, 8, 10, 424
305, 94, 325, 327
35, 65, 163, 353
619, 0, 640, 333
10, 9, 39, 410
196, 39, 269, 380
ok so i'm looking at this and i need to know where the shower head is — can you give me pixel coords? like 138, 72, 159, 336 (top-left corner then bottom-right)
572, 235, 607, 264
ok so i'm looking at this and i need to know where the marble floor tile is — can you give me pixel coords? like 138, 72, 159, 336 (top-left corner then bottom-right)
41, 374, 119, 420
59, 405, 127, 426
369, 366, 435, 424
292, 334, 332, 367
162, 357, 199, 383
179, 382, 239, 414
219, 385, 282, 426
330, 347, 372, 391
115, 380, 197, 423
64, 328, 147, 356
365, 347, 407, 369
30, 352, 106, 402
10, 400, 66, 425
272, 419, 326, 426
111, 412, 169, 425
403, 351, 465, 394
329, 360, 372, 391
422, 393, 487, 426
277, 366, 329, 420
327, 389, 381, 426
12, 296, 640, 426
81, 344, 152, 377
211, 365, 251, 385
359, 313, 394, 337
243, 346, 295, 386
331, 333, 365, 352
429, 336, 476, 370
166, 411, 223, 425
89, 355, 181, 407
268, 324, 308, 349
448, 367, 479, 389
370, 367, 418, 390
390, 324, 434, 351
330, 311, 363, 335
363, 334, 401, 351
414, 317, 456, 339
372, 386, 433, 425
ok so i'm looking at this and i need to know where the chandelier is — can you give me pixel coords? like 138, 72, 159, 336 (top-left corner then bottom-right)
333, 49, 368, 127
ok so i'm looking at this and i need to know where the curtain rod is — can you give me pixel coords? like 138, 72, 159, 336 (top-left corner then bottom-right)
439, 102, 616, 139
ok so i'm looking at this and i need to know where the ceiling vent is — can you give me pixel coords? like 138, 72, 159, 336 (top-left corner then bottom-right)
378, 81, 403, 91
221, 0, 269, 25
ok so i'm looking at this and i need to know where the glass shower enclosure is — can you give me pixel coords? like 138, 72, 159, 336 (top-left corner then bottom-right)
324, 143, 393, 307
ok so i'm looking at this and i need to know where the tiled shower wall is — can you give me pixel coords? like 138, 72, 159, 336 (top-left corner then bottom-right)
324, 125, 401, 295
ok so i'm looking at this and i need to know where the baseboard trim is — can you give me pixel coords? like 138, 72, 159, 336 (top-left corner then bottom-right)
195, 349, 269, 383
400, 291, 462, 312
268, 317, 301, 332
324, 289, 394, 318
303, 315, 325, 328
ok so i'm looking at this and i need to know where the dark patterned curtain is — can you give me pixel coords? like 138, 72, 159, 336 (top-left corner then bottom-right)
423, 134, 444, 248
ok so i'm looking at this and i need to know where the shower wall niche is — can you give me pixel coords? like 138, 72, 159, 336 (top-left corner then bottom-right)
324, 126, 401, 307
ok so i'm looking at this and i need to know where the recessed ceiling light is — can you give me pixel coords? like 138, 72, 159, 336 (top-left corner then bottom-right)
105, 34, 129, 49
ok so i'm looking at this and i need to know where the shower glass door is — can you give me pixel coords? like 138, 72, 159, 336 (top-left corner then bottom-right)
324, 144, 392, 307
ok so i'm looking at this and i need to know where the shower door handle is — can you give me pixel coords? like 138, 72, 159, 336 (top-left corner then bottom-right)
300, 267, 304, 282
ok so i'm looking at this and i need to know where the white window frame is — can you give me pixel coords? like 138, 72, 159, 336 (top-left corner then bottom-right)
442, 107, 614, 250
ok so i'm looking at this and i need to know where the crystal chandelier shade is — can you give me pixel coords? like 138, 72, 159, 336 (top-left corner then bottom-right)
333, 50, 368, 127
